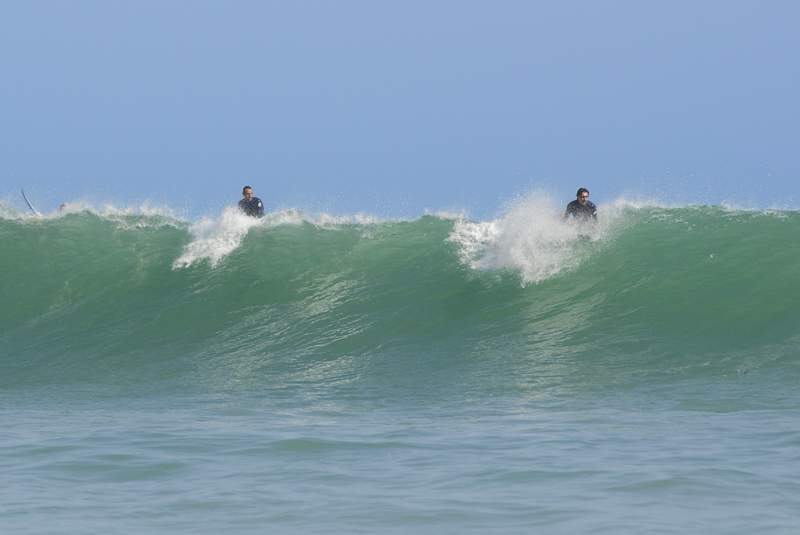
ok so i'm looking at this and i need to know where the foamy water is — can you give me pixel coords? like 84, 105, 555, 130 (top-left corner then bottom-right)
448, 195, 605, 284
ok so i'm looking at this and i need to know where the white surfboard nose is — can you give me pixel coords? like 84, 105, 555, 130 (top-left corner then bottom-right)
21, 189, 43, 217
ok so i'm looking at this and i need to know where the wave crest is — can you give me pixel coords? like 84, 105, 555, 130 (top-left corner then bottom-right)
447, 194, 601, 284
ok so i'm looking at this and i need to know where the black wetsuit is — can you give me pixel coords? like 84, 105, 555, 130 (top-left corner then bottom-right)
565, 199, 597, 221
238, 197, 265, 218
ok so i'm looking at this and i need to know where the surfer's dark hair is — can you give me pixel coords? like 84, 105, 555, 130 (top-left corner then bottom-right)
577, 188, 589, 197
243, 186, 252, 192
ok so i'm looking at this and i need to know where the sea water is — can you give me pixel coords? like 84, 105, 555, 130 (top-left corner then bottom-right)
2, 197, 799, 534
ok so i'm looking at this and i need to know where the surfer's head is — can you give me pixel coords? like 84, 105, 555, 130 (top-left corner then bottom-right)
576, 188, 589, 205
242, 187, 253, 201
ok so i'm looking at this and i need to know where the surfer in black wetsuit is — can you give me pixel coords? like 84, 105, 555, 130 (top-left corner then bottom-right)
564, 188, 597, 221
238, 186, 265, 218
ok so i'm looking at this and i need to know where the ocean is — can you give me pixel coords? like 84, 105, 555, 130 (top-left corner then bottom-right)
2, 196, 799, 534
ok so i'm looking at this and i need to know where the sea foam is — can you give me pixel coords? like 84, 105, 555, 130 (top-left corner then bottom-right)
447, 194, 602, 285
172, 207, 268, 268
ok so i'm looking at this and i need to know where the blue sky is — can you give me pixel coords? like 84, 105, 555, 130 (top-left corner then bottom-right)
2, 0, 799, 219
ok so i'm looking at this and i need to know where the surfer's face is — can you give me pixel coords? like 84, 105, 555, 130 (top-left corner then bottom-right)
578, 193, 589, 205
243, 189, 253, 201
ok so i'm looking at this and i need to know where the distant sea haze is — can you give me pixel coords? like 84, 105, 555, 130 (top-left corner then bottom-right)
2, 199, 799, 534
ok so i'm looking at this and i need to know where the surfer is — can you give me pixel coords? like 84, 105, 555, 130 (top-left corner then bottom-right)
564, 188, 597, 221
238, 186, 264, 218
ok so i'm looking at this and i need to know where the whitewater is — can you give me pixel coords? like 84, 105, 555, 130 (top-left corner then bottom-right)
2, 195, 799, 534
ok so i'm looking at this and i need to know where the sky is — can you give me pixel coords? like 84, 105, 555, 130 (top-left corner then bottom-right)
2, 0, 799, 220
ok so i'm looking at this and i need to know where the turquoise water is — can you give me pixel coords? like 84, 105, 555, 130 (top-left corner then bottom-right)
2, 198, 799, 533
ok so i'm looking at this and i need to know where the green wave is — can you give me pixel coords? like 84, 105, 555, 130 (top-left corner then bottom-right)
2, 204, 799, 393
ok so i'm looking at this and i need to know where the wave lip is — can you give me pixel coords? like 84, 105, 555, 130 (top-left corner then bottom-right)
448, 195, 602, 285
172, 207, 266, 268
171, 207, 416, 269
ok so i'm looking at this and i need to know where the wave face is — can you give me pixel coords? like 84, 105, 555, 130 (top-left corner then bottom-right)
2, 200, 800, 398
